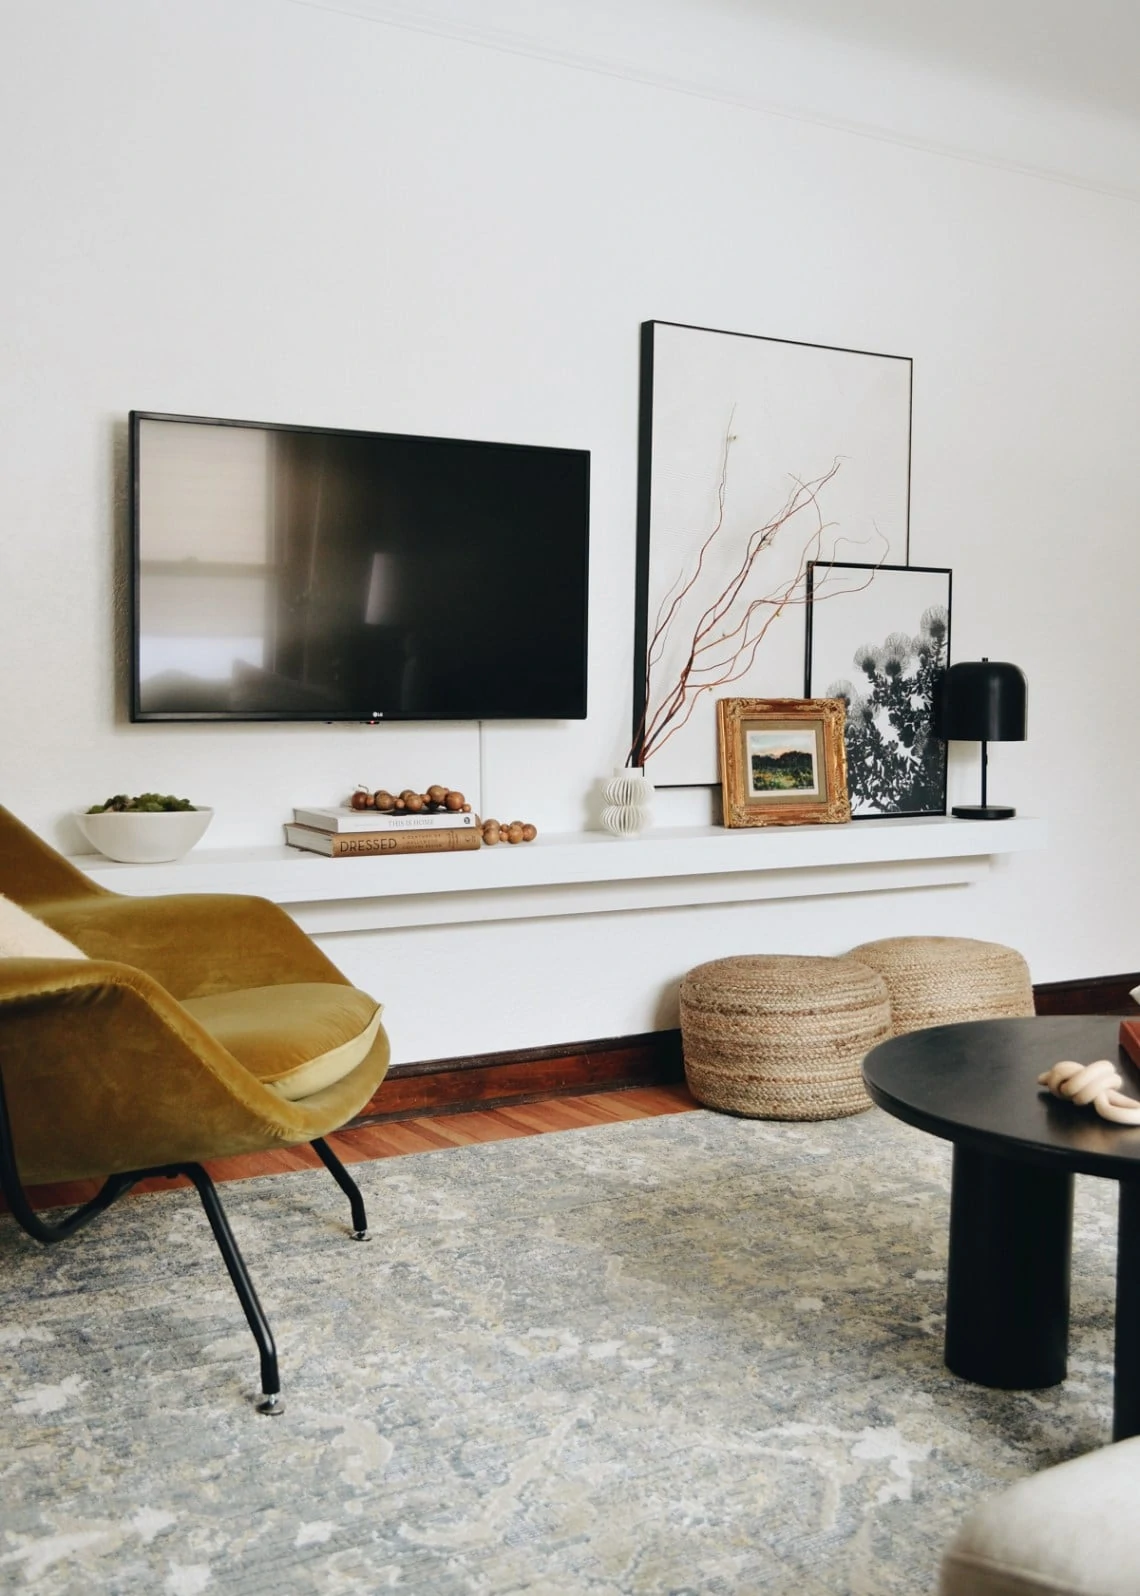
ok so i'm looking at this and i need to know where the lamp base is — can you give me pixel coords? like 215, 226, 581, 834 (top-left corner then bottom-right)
952, 804, 1016, 821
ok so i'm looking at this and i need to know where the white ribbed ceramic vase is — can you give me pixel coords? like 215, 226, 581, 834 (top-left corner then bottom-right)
601, 767, 654, 837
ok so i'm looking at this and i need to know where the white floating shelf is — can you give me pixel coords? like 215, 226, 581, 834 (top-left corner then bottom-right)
73, 815, 1046, 934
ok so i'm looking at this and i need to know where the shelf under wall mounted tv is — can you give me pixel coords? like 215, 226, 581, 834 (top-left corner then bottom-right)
129, 411, 590, 722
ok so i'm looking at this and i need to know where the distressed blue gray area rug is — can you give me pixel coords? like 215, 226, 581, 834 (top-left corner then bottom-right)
0, 1108, 1118, 1595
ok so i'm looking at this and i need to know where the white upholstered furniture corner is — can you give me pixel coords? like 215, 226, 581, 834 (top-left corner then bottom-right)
939, 1436, 1140, 1595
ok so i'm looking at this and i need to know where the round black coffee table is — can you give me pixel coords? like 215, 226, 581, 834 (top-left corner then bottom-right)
863, 1015, 1140, 1441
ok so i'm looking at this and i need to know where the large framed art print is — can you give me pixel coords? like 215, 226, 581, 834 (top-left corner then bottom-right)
634, 321, 912, 785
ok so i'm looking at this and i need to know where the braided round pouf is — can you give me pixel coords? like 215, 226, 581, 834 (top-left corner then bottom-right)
679, 954, 891, 1120
846, 935, 1034, 1037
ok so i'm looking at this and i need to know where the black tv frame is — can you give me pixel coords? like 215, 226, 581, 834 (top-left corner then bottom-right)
129, 410, 590, 724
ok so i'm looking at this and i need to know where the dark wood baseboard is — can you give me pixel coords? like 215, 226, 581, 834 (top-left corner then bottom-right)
351, 973, 1140, 1126
351, 1032, 684, 1125
1032, 972, 1140, 1017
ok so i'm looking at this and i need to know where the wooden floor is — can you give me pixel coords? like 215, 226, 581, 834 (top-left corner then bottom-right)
9, 1085, 699, 1215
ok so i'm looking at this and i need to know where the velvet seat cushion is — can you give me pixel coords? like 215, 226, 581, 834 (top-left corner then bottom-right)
181, 983, 384, 1102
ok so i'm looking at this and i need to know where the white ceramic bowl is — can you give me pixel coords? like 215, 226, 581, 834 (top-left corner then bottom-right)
75, 807, 214, 863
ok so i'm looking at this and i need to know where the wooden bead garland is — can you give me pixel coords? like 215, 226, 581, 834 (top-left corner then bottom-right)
480, 818, 538, 846
350, 784, 472, 815
348, 785, 538, 845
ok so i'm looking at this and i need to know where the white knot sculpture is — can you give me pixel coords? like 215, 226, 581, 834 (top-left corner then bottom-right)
1037, 1060, 1140, 1126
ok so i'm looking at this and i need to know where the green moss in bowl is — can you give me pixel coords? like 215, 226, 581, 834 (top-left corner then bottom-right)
77, 796, 213, 862
86, 793, 198, 814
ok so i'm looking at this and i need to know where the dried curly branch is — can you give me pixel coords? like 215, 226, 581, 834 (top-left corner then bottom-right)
632, 426, 884, 768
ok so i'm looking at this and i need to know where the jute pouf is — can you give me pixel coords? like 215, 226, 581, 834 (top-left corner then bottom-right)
847, 935, 1034, 1038
679, 954, 891, 1120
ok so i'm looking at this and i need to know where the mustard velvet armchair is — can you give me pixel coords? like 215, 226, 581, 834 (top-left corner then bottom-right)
0, 804, 392, 1414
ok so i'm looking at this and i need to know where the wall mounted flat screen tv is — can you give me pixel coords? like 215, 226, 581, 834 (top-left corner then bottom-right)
130, 411, 590, 722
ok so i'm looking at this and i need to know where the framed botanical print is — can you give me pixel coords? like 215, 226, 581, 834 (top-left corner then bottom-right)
717, 697, 851, 828
805, 561, 952, 818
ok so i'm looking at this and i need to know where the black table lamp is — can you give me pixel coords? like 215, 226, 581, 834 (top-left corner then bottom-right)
937, 659, 1027, 820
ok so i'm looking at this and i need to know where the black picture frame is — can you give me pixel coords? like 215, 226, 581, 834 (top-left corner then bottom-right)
634, 320, 913, 786
804, 560, 952, 819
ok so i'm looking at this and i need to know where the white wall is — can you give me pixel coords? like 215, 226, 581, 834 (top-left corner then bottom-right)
2, 0, 1139, 1063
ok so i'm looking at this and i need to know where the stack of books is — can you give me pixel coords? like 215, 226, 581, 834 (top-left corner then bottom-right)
284, 805, 480, 857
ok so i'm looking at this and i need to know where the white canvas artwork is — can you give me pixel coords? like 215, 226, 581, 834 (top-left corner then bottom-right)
635, 322, 912, 786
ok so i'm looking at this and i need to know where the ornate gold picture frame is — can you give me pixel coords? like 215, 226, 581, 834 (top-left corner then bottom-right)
717, 697, 851, 828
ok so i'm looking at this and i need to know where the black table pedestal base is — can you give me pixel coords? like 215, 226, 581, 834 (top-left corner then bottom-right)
945, 1144, 1074, 1390
1114, 1180, 1140, 1441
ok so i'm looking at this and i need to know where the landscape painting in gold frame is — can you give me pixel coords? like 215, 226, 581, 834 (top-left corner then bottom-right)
717, 697, 851, 828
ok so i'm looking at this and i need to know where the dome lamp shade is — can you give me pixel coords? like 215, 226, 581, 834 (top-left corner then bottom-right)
937, 659, 1027, 820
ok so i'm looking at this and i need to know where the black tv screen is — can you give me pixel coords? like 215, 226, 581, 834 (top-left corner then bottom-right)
130, 411, 590, 721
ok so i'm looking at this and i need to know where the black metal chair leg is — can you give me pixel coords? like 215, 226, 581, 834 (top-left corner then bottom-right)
1, 1167, 139, 1244
179, 1164, 283, 1415
311, 1136, 370, 1240
1, 1068, 280, 1412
